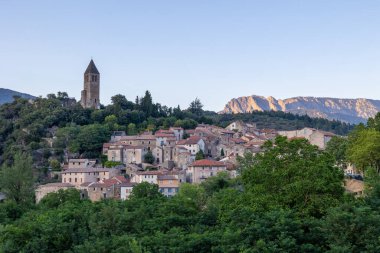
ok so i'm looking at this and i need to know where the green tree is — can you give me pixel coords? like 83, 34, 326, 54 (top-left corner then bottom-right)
347, 128, 380, 173
144, 150, 155, 164
140, 91, 154, 117
49, 159, 61, 171
325, 136, 348, 167
0, 152, 34, 205
104, 161, 123, 168
188, 98, 203, 116
127, 123, 137, 135
195, 150, 205, 160
104, 114, 118, 131
130, 182, 162, 199
220, 148, 225, 157
69, 124, 109, 157
200, 171, 231, 196
241, 136, 344, 217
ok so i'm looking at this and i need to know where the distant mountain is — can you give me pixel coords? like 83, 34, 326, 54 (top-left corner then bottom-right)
221, 95, 380, 124
0, 88, 36, 105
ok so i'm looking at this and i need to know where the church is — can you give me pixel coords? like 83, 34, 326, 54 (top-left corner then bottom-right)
81, 60, 100, 109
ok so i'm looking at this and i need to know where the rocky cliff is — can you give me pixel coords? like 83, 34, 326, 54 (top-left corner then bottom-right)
221, 95, 380, 124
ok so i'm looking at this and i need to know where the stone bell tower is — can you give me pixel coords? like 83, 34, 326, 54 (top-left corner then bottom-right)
81, 59, 100, 109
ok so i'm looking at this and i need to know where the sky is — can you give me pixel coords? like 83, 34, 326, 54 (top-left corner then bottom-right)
0, 0, 379, 111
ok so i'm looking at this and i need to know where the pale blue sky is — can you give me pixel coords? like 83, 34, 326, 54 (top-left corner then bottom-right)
0, 0, 379, 111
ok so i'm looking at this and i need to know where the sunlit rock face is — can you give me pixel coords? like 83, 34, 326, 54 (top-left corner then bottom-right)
221, 95, 380, 124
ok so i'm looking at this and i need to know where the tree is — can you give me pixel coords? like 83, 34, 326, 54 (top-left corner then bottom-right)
367, 112, 380, 131
140, 91, 154, 117
111, 94, 134, 110
347, 128, 380, 173
130, 182, 162, 199
104, 114, 118, 130
39, 188, 82, 208
49, 159, 61, 171
104, 161, 123, 168
220, 148, 225, 157
200, 171, 231, 196
241, 136, 344, 217
195, 150, 205, 160
188, 98, 203, 116
0, 152, 34, 205
325, 136, 348, 167
144, 150, 155, 164
127, 123, 137, 135
69, 124, 110, 157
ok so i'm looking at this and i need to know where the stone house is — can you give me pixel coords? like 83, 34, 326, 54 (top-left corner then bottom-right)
125, 146, 147, 164
120, 182, 137, 200
174, 149, 194, 170
278, 127, 335, 149
158, 175, 180, 197
226, 121, 257, 134
169, 127, 184, 141
118, 135, 156, 151
67, 159, 96, 169
131, 169, 167, 184
176, 136, 206, 157
186, 159, 227, 184
84, 176, 128, 201
61, 167, 119, 187
110, 131, 127, 143
35, 183, 75, 203
344, 179, 364, 197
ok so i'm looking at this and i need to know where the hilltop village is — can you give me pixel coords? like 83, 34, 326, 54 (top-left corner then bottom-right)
33, 60, 359, 201
36, 120, 341, 201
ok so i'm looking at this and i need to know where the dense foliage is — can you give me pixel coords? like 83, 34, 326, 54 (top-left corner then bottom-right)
1, 137, 380, 252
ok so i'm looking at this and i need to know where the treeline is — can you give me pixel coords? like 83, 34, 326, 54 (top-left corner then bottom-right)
1, 136, 380, 252
0, 91, 353, 169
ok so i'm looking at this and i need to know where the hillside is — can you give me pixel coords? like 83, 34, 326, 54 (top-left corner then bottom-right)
0, 88, 35, 105
221, 95, 380, 124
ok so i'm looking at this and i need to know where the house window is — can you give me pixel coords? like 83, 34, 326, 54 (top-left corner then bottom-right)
69, 178, 71, 182
75, 178, 77, 182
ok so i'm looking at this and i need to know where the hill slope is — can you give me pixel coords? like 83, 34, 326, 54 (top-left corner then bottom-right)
0, 88, 36, 105
221, 95, 380, 124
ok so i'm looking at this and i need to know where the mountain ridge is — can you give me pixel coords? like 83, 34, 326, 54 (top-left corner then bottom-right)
221, 95, 380, 124
0, 88, 36, 105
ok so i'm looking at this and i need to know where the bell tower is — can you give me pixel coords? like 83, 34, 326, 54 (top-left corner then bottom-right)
81, 59, 100, 109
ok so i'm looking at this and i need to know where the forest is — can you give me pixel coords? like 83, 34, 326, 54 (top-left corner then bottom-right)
2, 91, 377, 252
0, 130, 380, 252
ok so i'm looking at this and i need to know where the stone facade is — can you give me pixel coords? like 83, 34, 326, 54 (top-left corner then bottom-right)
81, 60, 100, 109
35, 183, 75, 203
186, 159, 227, 184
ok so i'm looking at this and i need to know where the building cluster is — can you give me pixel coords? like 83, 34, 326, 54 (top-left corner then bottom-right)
31, 61, 363, 202
36, 121, 344, 202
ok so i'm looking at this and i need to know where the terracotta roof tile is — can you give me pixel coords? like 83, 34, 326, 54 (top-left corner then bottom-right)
190, 159, 226, 167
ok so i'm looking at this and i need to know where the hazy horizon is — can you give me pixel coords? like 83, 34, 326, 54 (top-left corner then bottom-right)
1, 1, 379, 111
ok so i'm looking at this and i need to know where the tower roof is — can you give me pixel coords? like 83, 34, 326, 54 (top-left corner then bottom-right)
84, 59, 99, 74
